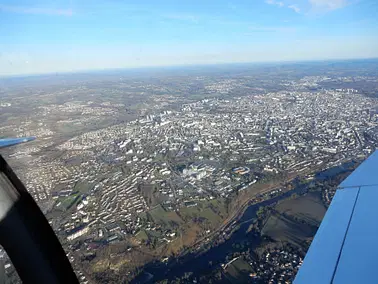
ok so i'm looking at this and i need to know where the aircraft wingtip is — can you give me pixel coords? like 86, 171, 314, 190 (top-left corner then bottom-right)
0, 137, 36, 149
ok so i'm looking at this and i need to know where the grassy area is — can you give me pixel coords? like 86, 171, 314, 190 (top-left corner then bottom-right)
179, 206, 197, 217
261, 212, 318, 247
148, 205, 183, 229
138, 212, 148, 221
200, 208, 222, 226
135, 230, 149, 242
179, 203, 224, 229
208, 199, 228, 216
165, 224, 202, 255
275, 192, 326, 226
144, 199, 227, 255
225, 258, 254, 282
56, 192, 81, 211
73, 181, 94, 194
53, 181, 93, 212
178, 199, 228, 229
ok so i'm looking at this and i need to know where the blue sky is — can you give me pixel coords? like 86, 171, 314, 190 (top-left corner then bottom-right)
0, 0, 377, 75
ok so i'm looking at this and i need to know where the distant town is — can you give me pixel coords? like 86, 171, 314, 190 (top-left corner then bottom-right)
1, 60, 378, 283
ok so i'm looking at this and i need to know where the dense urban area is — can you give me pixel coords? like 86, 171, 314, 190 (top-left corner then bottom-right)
1, 59, 378, 283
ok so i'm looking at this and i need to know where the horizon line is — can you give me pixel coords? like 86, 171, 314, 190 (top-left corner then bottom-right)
1, 56, 378, 79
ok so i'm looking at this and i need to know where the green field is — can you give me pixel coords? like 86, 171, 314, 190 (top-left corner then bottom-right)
53, 181, 93, 212
148, 205, 183, 229
225, 258, 254, 283
135, 230, 149, 242
73, 181, 94, 194
275, 192, 326, 226
261, 212, 318, 247
56, 192, 81, 211
208, 199, 228, 216
178, 199, 226, 229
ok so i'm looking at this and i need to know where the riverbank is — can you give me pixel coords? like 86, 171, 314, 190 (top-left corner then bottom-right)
132, 160, 358, 283
134, 180, 309, 283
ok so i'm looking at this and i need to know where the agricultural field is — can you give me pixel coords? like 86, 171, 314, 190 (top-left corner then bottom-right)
261, 213, 318, 247
261, 192, 327, 248
275, 192, 326, 226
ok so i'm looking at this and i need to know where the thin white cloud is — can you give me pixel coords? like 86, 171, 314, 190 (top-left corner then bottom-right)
265, 0, 351, 14
309, 0, 349, 11
247, 25, 297, 33
266, 0, 300, 13
163, 14, 200, 24
0, 4, 73, 16
288, 4, 301, 13
265, 0, 285, 7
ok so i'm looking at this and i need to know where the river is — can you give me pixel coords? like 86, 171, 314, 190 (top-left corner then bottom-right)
133, 161, 357, 283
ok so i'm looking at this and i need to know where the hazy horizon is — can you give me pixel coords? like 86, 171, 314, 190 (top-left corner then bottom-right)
1, 56, 378, 79
2, 46, 377, 78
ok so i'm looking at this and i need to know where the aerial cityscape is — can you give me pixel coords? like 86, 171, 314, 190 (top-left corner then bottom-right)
1, 59, 378, 283
1, 0, 378, 281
